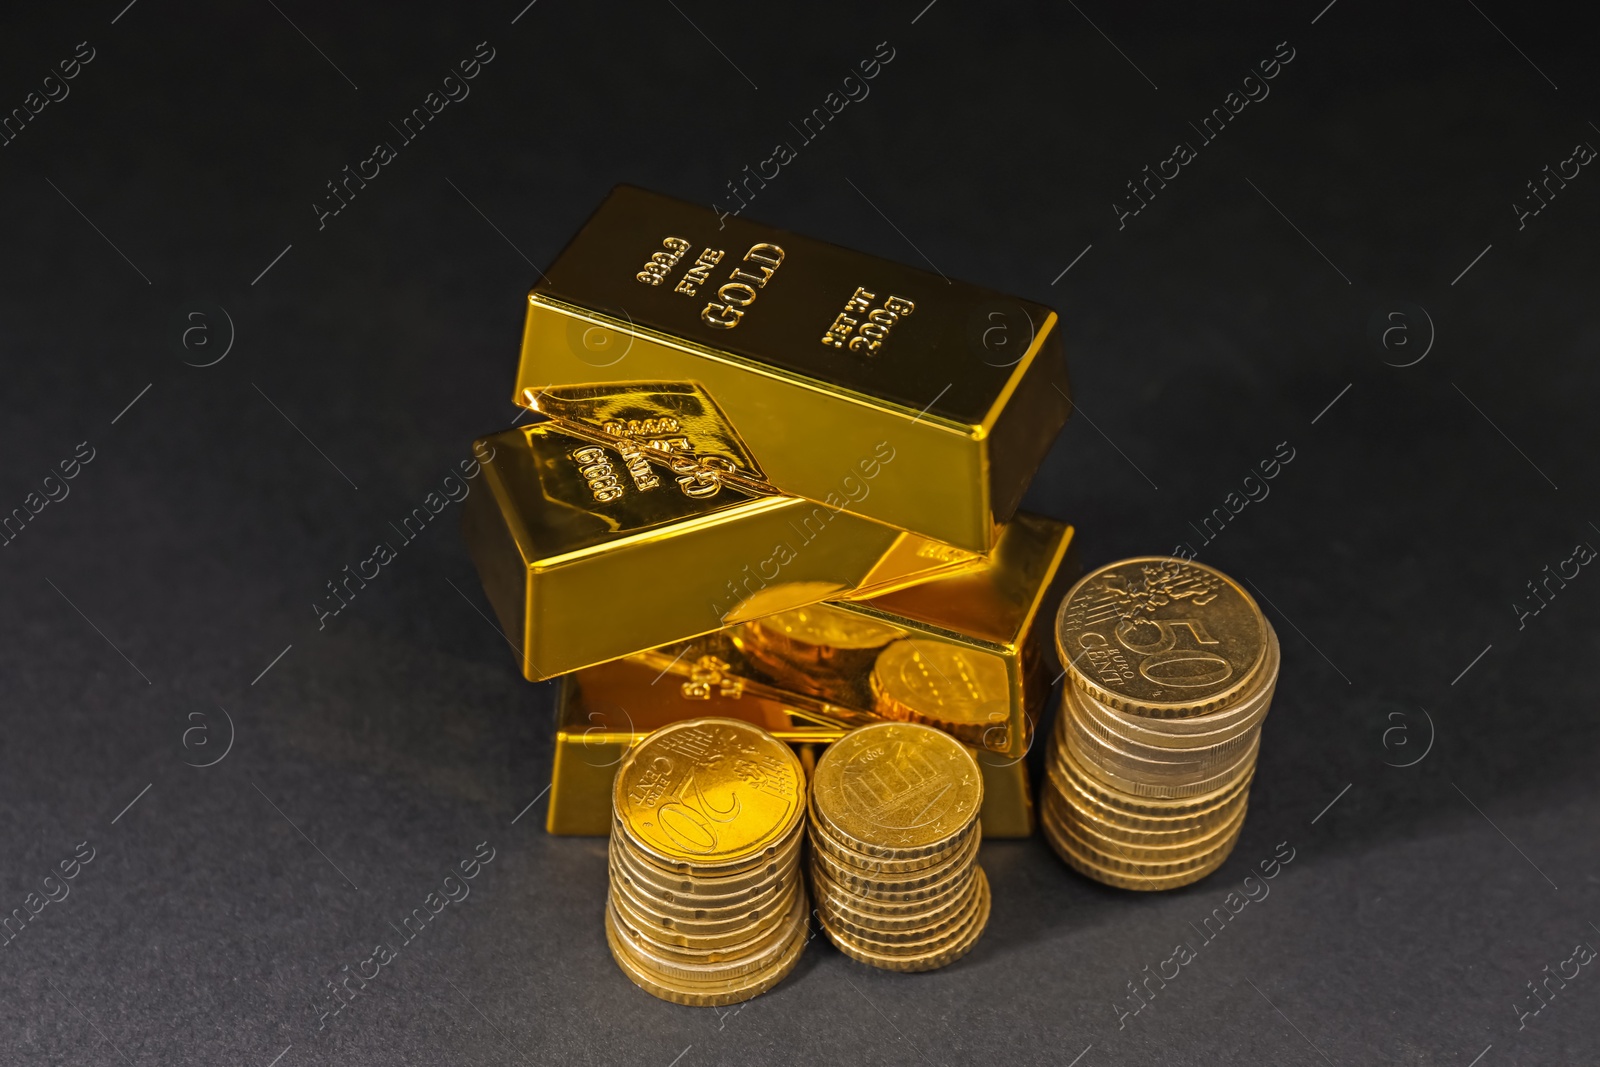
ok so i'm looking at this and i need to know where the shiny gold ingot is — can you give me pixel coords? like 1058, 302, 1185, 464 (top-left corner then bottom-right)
810, 723, 984, 860
513, 185, 1072, 552
461, 421, 980, 680
1056, 557, 1269, 718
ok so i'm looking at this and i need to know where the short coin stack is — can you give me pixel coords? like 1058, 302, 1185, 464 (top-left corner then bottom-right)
808, 723, 991, 970
606, 719, 811, 1005
1043, 557, 1279, 890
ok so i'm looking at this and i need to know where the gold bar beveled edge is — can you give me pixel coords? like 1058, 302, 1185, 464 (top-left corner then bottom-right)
975, 308, 1059, 438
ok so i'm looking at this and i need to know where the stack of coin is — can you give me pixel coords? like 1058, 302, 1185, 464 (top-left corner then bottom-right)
1042, 557, 1279, 890
605, 718, 811, 1005
808, 723, 991, 971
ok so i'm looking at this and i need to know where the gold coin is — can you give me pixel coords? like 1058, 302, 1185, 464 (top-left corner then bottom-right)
1066, 662, 1274, 759
612, 815, 806, 889
816, 874, 983, 948
1047, 733, 1252, 818
1041, 788, 1248, 859
1064, 720, 1259, 798
808, 857, 976, 918
811, 871, 981, 936
1070, 626, 1280, 751
1047, 732, 1254, 814
1039, 772, 1247, 844
608, 856, 801, 917
809, 826, 981, 897
805, 802, 972, 874
607, 886, 802, 965
611, 873, 800, 945
1056, 557, 1268, 718
605, 894, 810, 1006
825, 869, 990, 972
821, 880, 983, 956
742, 606, 902, 655
613, 718, 805, 873
609, 827, 802, 901
608, 888, 807, 979
1063, 698, 1262, 774
609, 855, 794, 924
870, 640, 1011, 746
736, 604, 899, 705
1041, 812, 1238, 891
1040, 799, 1241, 875
811, 722, 983, 860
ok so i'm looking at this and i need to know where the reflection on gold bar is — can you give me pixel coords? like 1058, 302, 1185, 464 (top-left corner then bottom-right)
544, 512, 1075, 838
546, 664, 1035, 838
462, 422, 978, 680
734, 512, 1076, 760
514, 185, 1072, 552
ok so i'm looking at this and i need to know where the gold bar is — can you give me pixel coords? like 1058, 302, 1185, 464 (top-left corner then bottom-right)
514, 185, 1072, 552
546, 661, 1036, 839
543, 512, 1076, 836
461, 422, 979, 680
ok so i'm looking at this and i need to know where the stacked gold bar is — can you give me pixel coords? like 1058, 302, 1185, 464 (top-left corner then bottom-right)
808, 723, 990, 971
460, 184, 1077, 999
1042, 557, 1279, 890
606, 719, 811, 1005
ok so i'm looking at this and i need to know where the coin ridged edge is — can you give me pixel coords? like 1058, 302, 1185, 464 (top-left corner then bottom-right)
605, 890, 811, 1006
823, 869, 991, 972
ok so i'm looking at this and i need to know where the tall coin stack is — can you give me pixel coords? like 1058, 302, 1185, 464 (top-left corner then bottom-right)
808, 723, 991, 971
606, 719, 811, 1005
1042, 557, 1279, 890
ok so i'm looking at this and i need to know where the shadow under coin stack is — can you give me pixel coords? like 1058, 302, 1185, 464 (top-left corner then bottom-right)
1042, 557, 1279, 890
808, 723, 991, 970
606, 719, 810, 1005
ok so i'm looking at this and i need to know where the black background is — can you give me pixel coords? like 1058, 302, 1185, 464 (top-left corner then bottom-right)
2, 2, 1597, 1065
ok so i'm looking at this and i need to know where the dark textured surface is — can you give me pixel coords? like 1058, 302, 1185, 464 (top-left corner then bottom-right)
2, 3, 1597, 1065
